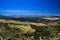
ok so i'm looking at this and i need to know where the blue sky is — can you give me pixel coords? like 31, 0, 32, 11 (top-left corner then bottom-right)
0, 0, 60, 16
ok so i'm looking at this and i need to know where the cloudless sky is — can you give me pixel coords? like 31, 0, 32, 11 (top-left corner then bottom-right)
0, 0, 60, 16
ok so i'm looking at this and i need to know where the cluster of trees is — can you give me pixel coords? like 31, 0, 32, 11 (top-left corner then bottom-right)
30, 24, 60, 40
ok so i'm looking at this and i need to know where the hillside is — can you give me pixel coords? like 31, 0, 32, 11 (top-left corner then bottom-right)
0, 15, 60, 40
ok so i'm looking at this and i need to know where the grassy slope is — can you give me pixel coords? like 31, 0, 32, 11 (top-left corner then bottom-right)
0, 17, 60, 40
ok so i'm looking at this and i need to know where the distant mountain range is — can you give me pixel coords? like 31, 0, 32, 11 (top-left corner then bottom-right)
0, 15, 60, 18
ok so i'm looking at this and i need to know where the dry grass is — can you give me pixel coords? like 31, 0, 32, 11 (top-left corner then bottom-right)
0, 19, 47, 34
43, 18, 60, 20
0, 18, 60, 40
0, 19, 47, 26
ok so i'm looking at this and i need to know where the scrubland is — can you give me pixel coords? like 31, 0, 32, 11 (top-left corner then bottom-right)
0, 16, 60, 40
